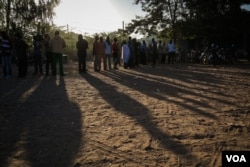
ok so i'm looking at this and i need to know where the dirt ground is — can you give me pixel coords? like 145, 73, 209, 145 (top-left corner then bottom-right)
0, 61, 250, 167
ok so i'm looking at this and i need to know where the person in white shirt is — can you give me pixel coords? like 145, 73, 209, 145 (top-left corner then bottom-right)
168, 40, 175, 64
121, 40, 130, 69
105, 36, 112, 70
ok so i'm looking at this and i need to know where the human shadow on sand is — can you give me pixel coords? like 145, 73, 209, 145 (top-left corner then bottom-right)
83, 73, 196, 161
123, 65, 232, 100
102, 67, 219, 120
0, 76, 83, 167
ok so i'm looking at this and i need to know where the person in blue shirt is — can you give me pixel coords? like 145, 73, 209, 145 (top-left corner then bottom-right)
168, 39, 175, 64
1, 31, 12, 78
33, 34, 43, 75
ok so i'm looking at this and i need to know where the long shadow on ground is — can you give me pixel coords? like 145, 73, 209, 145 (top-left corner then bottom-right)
0, 76, 83, 167
83, 72, 196, 161
103, 67, 219, 120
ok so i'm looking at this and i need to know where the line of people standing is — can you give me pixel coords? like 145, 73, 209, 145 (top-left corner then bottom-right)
75, 35, 177, 73
1, 31, 177, 78
29, 31, 66, 77
121, 37, 176, 69
0, 30, 66, 79
0, 31, 29, 78
91, 35, 119, 72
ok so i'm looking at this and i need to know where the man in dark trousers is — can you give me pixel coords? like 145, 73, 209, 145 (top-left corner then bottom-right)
151, 38, 158, 67
33, 34, 43, 75
50, 31, 66, 76
1, 31, 12, 78
76, 34, 88, 73
15, 32, 28, 78
44, 34, 53, 76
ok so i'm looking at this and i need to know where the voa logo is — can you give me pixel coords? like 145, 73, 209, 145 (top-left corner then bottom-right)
226, 155, 247, 163
222, 151, 249, 167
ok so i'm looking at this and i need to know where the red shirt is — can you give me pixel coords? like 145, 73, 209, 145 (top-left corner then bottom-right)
112, 42, 119, 54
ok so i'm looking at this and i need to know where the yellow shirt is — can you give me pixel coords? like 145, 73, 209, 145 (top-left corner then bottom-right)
50, 35, 66, 53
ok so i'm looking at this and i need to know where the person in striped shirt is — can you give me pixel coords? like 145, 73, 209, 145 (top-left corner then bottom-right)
1, 31, 12, 78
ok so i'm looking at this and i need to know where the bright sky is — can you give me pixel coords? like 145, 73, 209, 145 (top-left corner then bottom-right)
241, 4, 250, 11
53, 0, 144, 35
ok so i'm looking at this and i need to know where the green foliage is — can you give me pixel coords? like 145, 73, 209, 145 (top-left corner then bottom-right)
182, 0, 250, 44
128, 0, 187, 41
0, 0, 61, 36
129, 0, 250, 47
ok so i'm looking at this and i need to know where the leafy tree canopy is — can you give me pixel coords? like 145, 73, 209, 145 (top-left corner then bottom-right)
0, 0, 61, 36
127, 0, 250, 46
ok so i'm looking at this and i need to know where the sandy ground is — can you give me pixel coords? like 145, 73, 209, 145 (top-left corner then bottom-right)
0, 61, 250, 167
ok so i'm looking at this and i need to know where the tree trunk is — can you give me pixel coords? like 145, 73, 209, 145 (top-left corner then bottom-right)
6, 0, 11, 32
